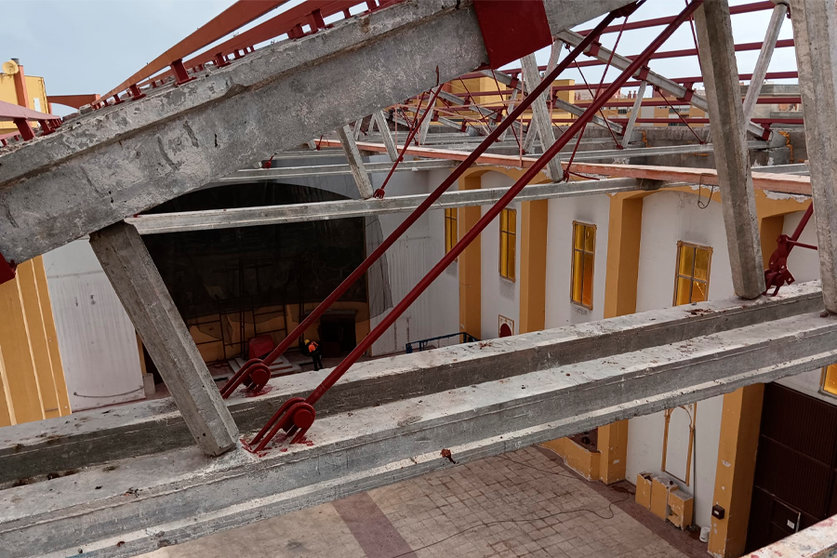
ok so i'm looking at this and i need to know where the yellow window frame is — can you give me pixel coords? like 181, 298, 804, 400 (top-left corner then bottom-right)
821, 364, 837, 397
499, 208, 516, 281
673, 241, 712, 306
444, 208, 457, 254
570, 221, 596, 309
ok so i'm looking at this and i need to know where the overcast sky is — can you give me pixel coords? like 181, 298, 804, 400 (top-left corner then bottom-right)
3, 0, 797, 116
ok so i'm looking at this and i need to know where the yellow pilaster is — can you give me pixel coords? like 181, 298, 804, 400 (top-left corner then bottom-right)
459, 175, 482, 338
0, 266, 45, 424
707, 384, 764, 557
519, 199, 548, 333
17, 260, 61, 418
598, 193, 646, 484
35, 259, 71, 417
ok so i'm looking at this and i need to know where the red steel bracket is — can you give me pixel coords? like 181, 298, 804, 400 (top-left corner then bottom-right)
0, 252, 16, 284
473, 0, 553, 69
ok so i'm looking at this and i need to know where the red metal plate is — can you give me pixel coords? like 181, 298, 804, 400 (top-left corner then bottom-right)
473, 0, 553, 69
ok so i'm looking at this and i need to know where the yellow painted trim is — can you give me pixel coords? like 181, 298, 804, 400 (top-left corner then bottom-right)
519, 200, 548, 333
541, 437, 601, 481
598, 420, 629, 484
32, 257, 70, 416
17, 260, 61, 419
708, 384, 764, 558
603, 193, 645, 319
458, 175, 482, 338
759, 214, 785, 271
0, 270, 45, 424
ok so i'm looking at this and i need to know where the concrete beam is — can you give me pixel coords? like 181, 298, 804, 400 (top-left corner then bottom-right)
557, 29, 770, 139
89, 222, 238, 456
127, 177, 642, 234
748, 515, 837, 557
621, 80, 647, 148
695, 0, 765, 298
0, 0, 634, 264
336, 125, 374, 199
789, 0, 837, 313
371, 111, 399, 161
0, 282, 823, 485
741, 2, 789, 122
521, 54, 563, 181
1, 283, 834, 557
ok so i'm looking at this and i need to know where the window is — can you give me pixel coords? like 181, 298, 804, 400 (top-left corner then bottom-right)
617, 107, 628, 115
571, 221, 596, 309
673, 241, 712, 305
444, 208, 457, 254
499, 208, 516, 280
821, 365, 837, 397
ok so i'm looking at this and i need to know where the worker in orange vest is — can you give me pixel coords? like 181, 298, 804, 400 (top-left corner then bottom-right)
304, 338, 323, 371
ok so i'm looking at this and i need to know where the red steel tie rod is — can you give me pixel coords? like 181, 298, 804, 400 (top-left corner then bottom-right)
219, 2, 633, 399
249, 0, 704, 450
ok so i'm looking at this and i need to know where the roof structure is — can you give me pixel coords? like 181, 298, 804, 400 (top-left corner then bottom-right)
2, 0, 837, 556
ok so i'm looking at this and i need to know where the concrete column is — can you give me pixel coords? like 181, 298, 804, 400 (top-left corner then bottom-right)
621, 81, 647, 148
89, 222, 238, 456
742, 2, 789, 122
372, 111, 399, 162
695, 0, 765, 299
521, 54, 563, 181
336, 125, 374, 199
789, 0, 837, 312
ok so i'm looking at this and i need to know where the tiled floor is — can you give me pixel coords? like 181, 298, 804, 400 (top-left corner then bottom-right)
143, 446, 706, 558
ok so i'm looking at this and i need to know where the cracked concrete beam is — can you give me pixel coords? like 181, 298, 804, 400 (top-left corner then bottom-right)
0, 0, 634, 264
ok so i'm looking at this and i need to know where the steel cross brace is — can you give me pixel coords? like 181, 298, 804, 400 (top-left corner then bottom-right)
248, 0, 703, 451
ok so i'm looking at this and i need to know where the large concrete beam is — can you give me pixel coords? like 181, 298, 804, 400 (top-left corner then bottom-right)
0, 283, 823, 482
790, 0, 837, 313
695, 0, 765, 298
336, 125, 374, 199
0, 0, 634, 264
521, 54, 563, 180
89, 222, 238, 456
1, 283, 834, 557
126, 177, 642, 234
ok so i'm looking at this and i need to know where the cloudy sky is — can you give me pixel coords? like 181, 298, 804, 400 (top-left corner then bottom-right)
3, 0, 797, 116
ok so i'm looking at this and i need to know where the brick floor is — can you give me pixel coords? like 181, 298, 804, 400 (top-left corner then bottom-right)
143, 446, 703, 558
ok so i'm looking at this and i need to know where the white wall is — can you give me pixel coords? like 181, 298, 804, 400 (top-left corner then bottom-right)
368, 166, 458, 354
43, 239, 145, 411
627, 190, 733, 528
479, 172, 520, 338
545, 193, 611, 327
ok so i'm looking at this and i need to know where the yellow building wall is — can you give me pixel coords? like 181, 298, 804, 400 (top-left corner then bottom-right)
0, 70, 50, 135
0, 258, 71, 426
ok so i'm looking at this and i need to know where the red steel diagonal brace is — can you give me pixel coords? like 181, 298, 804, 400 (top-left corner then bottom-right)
763, 202, 816, 295
0, 252, 16, 284
219, 1, 635, 401
250, 0, 702, 450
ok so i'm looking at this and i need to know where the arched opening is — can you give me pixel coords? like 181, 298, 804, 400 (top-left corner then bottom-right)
142, 182, 370, 368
